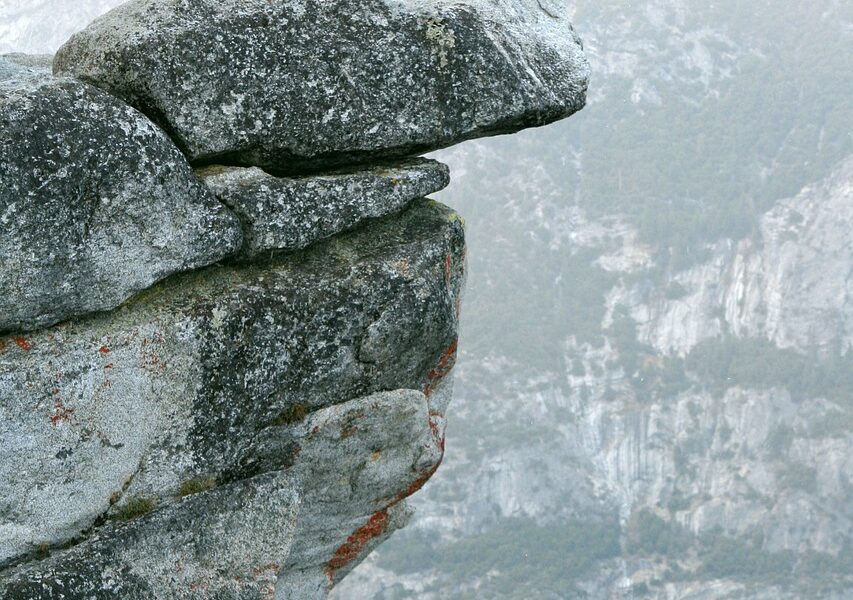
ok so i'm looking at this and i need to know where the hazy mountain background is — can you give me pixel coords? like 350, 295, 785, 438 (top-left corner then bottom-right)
4, 1, 852, 598
0, 0, 126, 54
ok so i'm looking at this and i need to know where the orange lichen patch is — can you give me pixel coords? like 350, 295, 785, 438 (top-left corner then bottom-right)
324, 413, 447, 584
423, 338, 458, 397
140, 350, 167, 372
49, 401, 75, 427
369, 449, 382, 462
444, 254, 452, 286
99, 346, 111, 354
396, 456, 443, 503
0, 339, 6, 353
14, 337, 31, 351
104, 363, 114, 369
139, 333, 168, 372
324, 509, 390, 582
427, 410, 444, 448
394, 426, 447, 503
339, 410, 365, 439
428, 339, 458, 380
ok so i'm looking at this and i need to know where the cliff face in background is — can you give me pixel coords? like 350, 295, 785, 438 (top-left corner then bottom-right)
334, 1, 853, 599
0, 2, 589, 598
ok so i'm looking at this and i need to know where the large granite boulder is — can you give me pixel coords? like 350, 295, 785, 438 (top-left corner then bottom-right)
54, 0, 589, 173
0, 199, 465, 597
0, 58, 242, 334
198, 158, 450, 258
1, 389, 446, 599
0, 0, 593, 595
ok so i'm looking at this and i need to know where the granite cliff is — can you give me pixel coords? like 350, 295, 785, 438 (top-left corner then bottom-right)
0, 1, 589, 598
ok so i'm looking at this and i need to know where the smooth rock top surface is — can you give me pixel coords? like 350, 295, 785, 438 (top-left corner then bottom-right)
198, 158, 450, 258
0, 199, 465, 596
54, 0, 589, 172
0, 58, 242, 333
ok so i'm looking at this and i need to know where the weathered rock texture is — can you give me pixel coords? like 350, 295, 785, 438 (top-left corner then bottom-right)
1, 389, 446, 600
198, 158, 450, 258
0, 200, 465, 597
54, 0, 589, 172
1, 0, 592, 596
0, 58, 242, 333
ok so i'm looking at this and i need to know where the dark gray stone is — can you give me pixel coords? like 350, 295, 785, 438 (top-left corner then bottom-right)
0, 199, 465, 596
1, 389, 441, 600
54, 0, 589, 173
0, 58, 243, 334
197, 158, 450, 258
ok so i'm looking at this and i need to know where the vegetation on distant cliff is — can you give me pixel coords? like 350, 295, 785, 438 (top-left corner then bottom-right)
627, 512, 853, 595
686, 336, 853, 406
571, 1, 852, 264
379, 517, 620, 598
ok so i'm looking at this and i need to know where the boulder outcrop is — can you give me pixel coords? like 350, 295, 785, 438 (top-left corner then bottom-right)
54, 0, 589, 172
0, 200, 464, 597
1, 387, 446, 599
198, 158, 450, 258
1, 0, 589, 596
0, 57, 242, 333
0, 198, 463, 563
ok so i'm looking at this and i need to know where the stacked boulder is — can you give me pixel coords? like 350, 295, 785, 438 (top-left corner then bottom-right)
0, 1, 588, 598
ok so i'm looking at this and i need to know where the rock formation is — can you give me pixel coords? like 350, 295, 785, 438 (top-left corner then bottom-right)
0, 1, 589, 598
0, 59, 242, 333
198, 159, 450, 259
53, 0, 589, 172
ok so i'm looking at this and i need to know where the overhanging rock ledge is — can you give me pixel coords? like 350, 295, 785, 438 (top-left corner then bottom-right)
1, 0, 589, 597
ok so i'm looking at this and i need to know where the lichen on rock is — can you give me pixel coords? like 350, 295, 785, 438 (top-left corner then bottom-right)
0, 200, 466, 594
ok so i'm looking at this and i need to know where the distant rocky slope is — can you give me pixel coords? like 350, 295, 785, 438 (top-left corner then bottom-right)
0, 1, 588, 598
337, 146, 853, 600
332, 1, 853, 598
